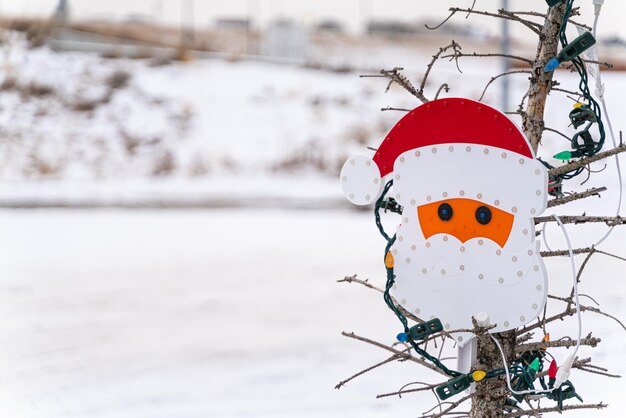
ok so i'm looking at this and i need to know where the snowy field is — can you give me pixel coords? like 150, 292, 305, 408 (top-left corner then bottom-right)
4, 33, 626, 206
2, 28, 626, 417
0, 206, 625, 418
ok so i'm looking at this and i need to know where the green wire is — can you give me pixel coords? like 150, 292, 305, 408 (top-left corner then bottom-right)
553, 0, 606, 183
375, 180, 461, 377
371, 6, 602, 380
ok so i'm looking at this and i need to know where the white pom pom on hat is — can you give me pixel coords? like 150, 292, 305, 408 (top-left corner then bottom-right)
340, 154, 383, 206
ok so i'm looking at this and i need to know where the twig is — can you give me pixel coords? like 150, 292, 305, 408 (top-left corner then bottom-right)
547, 187, 606, 207
534, 215, 626, 227
549, 143, 626, 177
335, 348, 410, 389
441, 51, 533, 66
434, 83, 450, 100
478, 70, 531, 102
595, 248, 626, 262
503, 402, 606, 417
341, 331, 449, 376
446, 8, 543, 36
377, 381, 443, 399
421, 394, 473, 418
379, 67, 428, 103
515, 336, 601, 354
420, 42, 462, 96
578, 366, 621, 378
540, 248, 592, 257
338, 275, 421, 322
381, 106, 411, 112
543, 126, 571, 141
550, 86, 582, 96
507, 10, 591, 31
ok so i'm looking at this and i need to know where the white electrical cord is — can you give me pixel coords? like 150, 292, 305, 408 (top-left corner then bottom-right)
542, 0, 622, 249
590, 2, 623, 247
489, 0, 612, 398
490, 214, 582, 395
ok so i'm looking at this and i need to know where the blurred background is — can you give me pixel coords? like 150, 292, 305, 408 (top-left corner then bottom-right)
1, 1, 626, 417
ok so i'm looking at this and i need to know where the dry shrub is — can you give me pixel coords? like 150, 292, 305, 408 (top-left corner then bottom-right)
175, 48, 194, 62
106, 70, 131, 90
272, 139, 334, 174
1, 76, 55, 98
349, 126, 373, 145
27, 154, 62, 177
71, 98, 103, 112
22, 81, 53, 97
189, 156, 210, 176
152, 150, 175, 176
119, 129, 141, 156
0, 76, 18, 91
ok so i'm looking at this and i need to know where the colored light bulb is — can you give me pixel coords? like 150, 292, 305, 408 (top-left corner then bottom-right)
554, 150, 573, 160
396, 332, 409, 343
472, 370, 486, 382
548, 360, 558, 379
529, 358, 541, 372
544, 58, 561, 72
385, 251, 395, 268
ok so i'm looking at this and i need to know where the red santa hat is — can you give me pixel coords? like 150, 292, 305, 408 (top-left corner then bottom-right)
340, 98, 548, 216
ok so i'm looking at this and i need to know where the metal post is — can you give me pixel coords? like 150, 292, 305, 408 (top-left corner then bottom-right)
500, 0, 511, 111
181, 0, 194, 48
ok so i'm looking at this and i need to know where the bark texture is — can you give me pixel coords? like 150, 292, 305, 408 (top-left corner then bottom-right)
470, 331, 517, 418
522, 4, 567, 153
471, 5, 566, 417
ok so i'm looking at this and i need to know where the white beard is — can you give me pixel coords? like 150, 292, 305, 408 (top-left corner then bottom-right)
390, 233, 548, 344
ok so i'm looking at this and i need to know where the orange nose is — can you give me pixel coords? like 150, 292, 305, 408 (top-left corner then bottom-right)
417, 198, 514, 247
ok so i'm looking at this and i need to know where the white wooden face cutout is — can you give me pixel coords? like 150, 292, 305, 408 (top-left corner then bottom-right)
339, 98, 551, 345
388, 143, 549, 344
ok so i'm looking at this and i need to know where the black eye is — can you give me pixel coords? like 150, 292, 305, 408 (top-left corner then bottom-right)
438, 203, 453, 221
475, 206, 492, 225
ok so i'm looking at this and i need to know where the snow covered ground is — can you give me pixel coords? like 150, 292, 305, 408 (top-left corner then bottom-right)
1, 28, 626, 418
0, 207, 625, 417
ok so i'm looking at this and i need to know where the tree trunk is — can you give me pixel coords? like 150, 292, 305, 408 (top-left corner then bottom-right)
471, 5, 566, 417
522, 4, 567, 153
470, 331, 517, 418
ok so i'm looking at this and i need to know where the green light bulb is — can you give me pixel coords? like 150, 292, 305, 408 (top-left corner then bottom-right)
553, 151, 573, 160
530, 358, 541, 372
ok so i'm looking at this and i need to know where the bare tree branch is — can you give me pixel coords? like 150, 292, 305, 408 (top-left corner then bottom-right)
549, 144, 626, 178
435, 83, 450, 100
534, 215, 626, 227
543, 126, 571, 141
341, 331, 449, 376
335, 348, 410, 389
420, 42, 462, 96
338, 275, 421, 322
381, 106, 411, 112
515, 336, 601, 354
547, 187, 606, 208
377, 381, 444, 399
540, 248, 593, 257
378, 67, 428, 103
507, 10, 591, 31
446, 7, 543, 37
441, 51, 533, 66
503, 402, 607, 417
478, 70, 531, 102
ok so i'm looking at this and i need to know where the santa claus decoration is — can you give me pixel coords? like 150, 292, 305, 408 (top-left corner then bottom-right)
340, 98, 549, 346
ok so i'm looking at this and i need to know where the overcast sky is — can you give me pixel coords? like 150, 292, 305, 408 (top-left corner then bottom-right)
5, 0, 626, 40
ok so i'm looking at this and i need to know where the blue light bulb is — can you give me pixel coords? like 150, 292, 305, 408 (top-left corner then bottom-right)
396, 332, 409, 343
543, 58, 560, 72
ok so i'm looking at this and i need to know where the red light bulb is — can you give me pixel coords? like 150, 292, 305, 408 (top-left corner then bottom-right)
548, 360, 558, 379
